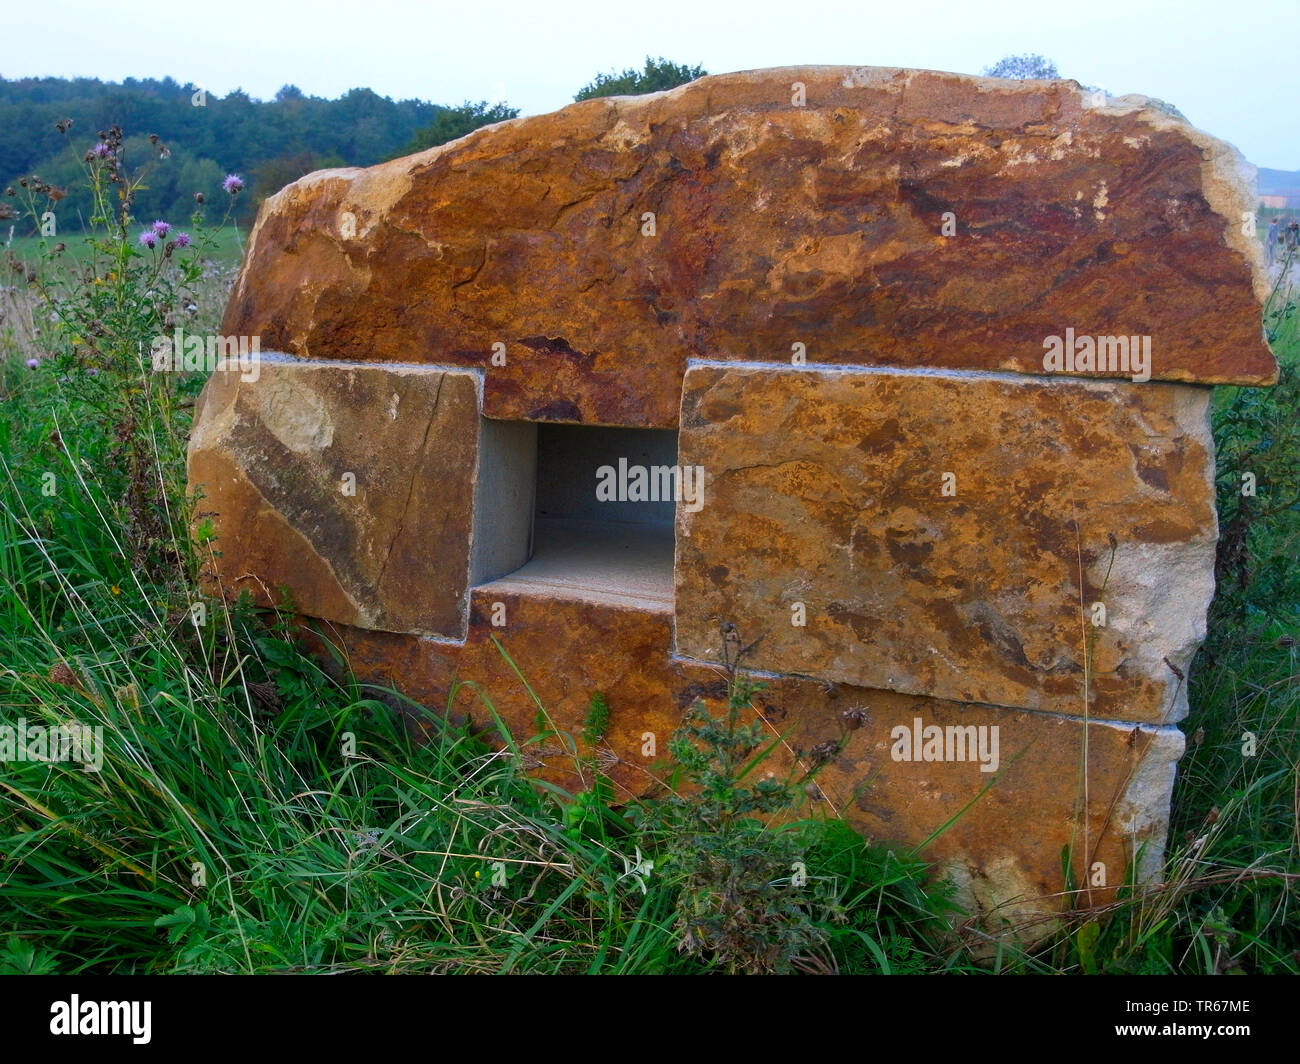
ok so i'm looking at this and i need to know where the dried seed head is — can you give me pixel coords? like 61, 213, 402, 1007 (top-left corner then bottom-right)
48, 660, 86, 691
808, 739, 840, 765
840, 707, 868, 730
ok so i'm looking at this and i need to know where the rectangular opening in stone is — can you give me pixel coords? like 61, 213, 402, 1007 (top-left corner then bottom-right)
476, 423, 677, 609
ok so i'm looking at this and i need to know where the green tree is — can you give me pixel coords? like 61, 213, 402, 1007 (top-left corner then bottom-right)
397, 101, 520, 156
1, 75, 445, 227
253, 150, 346, 204
982, 54, 1059, 79
574, 56, 707, 101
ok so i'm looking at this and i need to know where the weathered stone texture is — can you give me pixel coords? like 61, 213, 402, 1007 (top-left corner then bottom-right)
223, 67, 1274, 429
676, 365, 1216, 723
189, 65, 1279, 924
299, 594, 1183, 922
189, 360, 480, 636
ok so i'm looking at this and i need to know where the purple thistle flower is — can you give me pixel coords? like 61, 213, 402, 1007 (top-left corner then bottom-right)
151, 220, 171, 236
138, 230, 157, 248
222, 174, 244, 195
90, 143, 112, 159
174, 232, 191, 248
26, 358, 39, 369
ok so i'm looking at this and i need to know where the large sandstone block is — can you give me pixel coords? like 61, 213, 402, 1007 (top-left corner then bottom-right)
188, 359, 516, 637
675, 364, 1217, 724
190, 64, 1278, 926
224, 67, 1273, 429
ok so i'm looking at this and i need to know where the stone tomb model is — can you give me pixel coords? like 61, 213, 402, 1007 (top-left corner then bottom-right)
188, 66, 1277, 924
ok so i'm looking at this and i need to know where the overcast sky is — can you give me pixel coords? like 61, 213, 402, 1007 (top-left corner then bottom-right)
7, 0, 1299, 168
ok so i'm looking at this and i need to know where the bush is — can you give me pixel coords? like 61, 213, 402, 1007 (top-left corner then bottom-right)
574, 57, 707, 101
397, 101, 519, 156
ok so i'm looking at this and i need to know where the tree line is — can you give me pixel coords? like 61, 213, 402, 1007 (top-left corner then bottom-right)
1, 59, 706, 237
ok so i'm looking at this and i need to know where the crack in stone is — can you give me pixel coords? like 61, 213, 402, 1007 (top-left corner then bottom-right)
374, 373, 443, 599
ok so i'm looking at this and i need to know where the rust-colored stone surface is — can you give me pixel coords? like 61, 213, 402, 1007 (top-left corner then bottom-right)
298, 590, 1183, 922
302, 590, 684, 799
188, 360, 479, 636
188, 65, 1279, 924
676, 365, 1216, 724
223, 66, 1275, 429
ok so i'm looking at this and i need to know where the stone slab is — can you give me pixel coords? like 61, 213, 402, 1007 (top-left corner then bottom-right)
675, 364, 1217, 723
188, 359, 480, 637
296, 593, 1184, 926
223, 67, 1275, 429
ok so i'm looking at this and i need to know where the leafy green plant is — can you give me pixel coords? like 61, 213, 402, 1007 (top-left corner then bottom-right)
561, 693, 617, 843
0, 936, 61, 975
647, 626, 840, 974
582, 691, 610, 746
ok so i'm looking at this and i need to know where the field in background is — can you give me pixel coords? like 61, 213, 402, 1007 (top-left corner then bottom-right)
4, 225, 246, 268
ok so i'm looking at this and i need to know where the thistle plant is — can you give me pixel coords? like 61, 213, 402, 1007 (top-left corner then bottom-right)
652, 624, 840, 974
7, 121, 242, 579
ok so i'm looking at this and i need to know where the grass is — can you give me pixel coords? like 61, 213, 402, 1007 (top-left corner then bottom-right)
0, 280, 958, 972
0, 152, 1296, 972
0, 426, 955, 972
